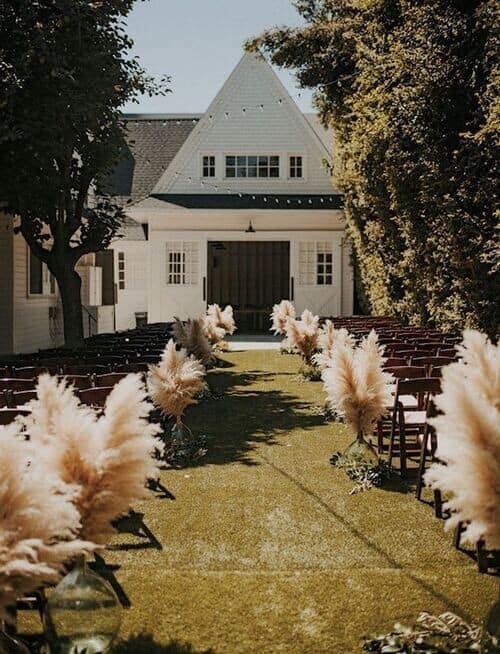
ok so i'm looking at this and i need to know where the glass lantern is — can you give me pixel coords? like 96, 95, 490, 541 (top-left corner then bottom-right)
342, 431, 379, 468
44, 556, 121, 654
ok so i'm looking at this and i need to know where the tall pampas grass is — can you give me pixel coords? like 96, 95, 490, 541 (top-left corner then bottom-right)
322, 330, 393, 435
206, 304, 237, 336
0, 427, 93, 620
270, 300, 296, 335
148, 339, 207, 427
173, 316, 213, 366
285, 309, 320, 364
424, 330, 500, 548
23, 373, 161, 544
312, 322, 355, 370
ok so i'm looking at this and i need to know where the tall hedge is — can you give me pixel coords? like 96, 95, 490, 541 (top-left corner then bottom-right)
249, 0, 499, 335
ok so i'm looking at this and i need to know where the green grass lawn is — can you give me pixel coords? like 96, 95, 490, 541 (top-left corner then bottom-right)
102, 350, 498, 653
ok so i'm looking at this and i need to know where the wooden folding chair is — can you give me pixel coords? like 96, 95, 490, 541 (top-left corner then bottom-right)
0, 378, 35, 392
0, 408, 30, 425
78, 386, 114, 408
10, 390, 38, 407
415, 401, 443, 517
59, 374, 93, 390
95, 373, 129, 387
412, 356, 454, 375
388, 377, 441, 477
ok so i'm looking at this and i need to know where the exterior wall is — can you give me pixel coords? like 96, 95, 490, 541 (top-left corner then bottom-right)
148, 209, 348, 323
12, 232, 63, 354
112, 240, 148, 331
155, 54, 336, 197
0, 212, 14, 355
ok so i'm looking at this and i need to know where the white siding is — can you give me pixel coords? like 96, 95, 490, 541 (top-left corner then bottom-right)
12, 233, 63, 353
112, 241, 148, 330
154, 54, 336, 196
0, 212, 13, 355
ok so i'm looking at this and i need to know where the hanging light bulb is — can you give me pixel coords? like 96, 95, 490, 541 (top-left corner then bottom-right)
224, 112, 229, 119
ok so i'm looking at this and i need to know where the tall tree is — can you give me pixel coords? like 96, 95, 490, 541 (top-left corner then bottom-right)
249, 0, 499, 335
0, 0, 167, 347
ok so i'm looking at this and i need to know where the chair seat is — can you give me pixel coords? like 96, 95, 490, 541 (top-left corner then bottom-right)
402, 410, 426, 425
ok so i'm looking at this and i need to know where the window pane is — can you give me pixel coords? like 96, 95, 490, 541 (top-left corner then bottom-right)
226, 156, 235, 166
259, 167, 268, 177
237, 156, 246, 166
270, 156, 279, 166
270, 167, 279, 177
248, 156, 257, 166
29, 251, 43, 294
237, 167, 247, 177
248, 166, 257, 177
258, 156, 268, 165
226, 167, 235, 177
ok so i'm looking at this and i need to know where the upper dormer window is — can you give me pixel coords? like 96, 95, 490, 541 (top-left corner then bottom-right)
202, 155, 216, 178
225, 155, 280, 178
289, 155, 303, 179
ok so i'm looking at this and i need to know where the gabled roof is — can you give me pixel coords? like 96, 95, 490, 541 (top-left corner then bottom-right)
148, 194, 342, 210
101, 114, 201, 205
152, 52, 334, 196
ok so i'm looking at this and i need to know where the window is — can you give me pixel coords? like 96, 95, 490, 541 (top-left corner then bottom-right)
202, 155, 216, 178
166, 242, 198, 285
289, 155, 303, 178
29, 250, 55, 295
299, 242, 333, 286
225, 155, 280, 178
118, 252, 125, 290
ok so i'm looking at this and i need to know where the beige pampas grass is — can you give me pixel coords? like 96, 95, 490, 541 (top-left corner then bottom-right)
270, 300, 296, 335
0, 427, 92, 620
148, 339, 207, 427
285, 309, 320, 364
313, 322, 355, 370
24, 373, 161, 544
173, 316, 213, 366
206, 304, 237, 335
322, 330, 393, 435
202, 314, 226, 346
424, 330, 500, 548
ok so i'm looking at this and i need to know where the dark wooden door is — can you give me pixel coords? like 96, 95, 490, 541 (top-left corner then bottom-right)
207, 241, 290, 332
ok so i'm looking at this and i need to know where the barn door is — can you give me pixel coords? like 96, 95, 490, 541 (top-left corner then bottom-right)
207, 241, 290, 332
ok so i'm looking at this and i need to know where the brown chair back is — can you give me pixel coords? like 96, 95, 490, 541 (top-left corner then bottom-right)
79, 386, 113, 408
59, 375, 93, 390
0, 378, 35, 392
11, 390, 38, 407
385, 366, 426, 380
95, 373, 129, 387
64, 364, 109, 376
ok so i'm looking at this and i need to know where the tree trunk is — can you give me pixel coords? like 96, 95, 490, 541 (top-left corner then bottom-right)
55, 264, 84, 349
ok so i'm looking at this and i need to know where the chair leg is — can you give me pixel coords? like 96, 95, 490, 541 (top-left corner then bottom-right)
415, 431, 428, 500
454, 521, 464, 550
477, 539, 488, 573
434, 489, 443, 518
399, 427, 407, 479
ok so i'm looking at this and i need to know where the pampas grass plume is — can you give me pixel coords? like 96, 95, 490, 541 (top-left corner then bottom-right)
285, 309, 320, 363
24, 373, 161, 544
322, 330, 392, 435
425, 330, 500, 548
0, 426, 93, 619
148, 340, 207, 426
207, 304, 237, 335
173, 316, 213, 366
270, 300, 296, 335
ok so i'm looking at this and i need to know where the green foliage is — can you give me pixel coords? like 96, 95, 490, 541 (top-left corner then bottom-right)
249, 0, 499, 335
0, 0, 167, 345
363, 611, 499, 653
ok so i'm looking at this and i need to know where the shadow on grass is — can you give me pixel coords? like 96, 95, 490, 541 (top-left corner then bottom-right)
111, 510, 163, 552
112, 633, 214, 653
185, 370, 325, 468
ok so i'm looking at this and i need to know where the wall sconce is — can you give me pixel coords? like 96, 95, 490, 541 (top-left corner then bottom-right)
245, 220, 256, 233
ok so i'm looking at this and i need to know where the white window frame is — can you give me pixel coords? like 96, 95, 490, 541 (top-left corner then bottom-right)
299, 241, 333, 286
27, 249, 56, 298
166, 241, 199, 286
224, 154, 281, 179
288, 154, 304, 179
117, 251, 126, 290
201, 154, 216, 178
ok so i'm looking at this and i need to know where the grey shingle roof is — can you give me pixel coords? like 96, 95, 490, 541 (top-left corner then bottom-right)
101, 114, 200, 240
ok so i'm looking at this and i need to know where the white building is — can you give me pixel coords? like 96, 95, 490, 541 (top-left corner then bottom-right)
110, 53, 353, 331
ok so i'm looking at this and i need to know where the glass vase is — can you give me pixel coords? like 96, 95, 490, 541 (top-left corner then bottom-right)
342, 431, 379, 467
0, 631, 30, 654
44, 556, 121, 654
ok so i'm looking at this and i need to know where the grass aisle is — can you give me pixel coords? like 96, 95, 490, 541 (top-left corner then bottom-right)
109, 351, 498, 654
